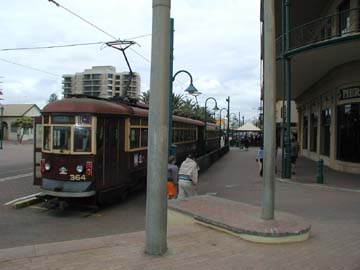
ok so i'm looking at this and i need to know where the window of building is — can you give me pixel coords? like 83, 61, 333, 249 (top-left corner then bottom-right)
310, 112, 318, 152
338, 0, 350, 35
108, 74, 113, 78
337, 103, 360, 162
320, 108, 331, 156
10, 123, 17, 133
302, 115, 308, 149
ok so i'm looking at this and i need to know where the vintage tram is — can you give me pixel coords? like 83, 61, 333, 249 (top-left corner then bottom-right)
33, 96, 220, 205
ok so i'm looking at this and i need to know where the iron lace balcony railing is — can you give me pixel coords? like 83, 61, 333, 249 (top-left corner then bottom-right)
276, 8, 360, 58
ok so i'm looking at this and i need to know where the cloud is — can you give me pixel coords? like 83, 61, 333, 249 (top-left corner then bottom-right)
0, 0, 261, 120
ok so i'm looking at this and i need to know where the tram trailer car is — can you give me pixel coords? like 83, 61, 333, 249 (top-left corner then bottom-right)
33, 97, 220, 205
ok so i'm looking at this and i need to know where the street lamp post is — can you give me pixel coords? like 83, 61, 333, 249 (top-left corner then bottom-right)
219, 108, 228, 147
169, 70, 201, 156
204, 97, 219, 154
0, 105, 3, 150
226, 97, 230, 145
228, 112, 237, 140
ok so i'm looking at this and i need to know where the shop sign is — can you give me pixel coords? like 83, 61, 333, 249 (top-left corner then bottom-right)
337, 87, 360, 103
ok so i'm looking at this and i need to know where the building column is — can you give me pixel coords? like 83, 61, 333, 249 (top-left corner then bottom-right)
316, 99, 321, 158
330, 92, 337, 165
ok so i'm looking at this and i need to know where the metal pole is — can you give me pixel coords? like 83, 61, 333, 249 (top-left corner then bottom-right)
204, 103, 207, 154
284, 0, 292, 178
281, 0, 286, 178
261, 0, 276, 220
0, 106, 3, 150
168, 18, 174, 156
145, 0, 171, 255
227, 96, 230, 145
238, 111, 241, 127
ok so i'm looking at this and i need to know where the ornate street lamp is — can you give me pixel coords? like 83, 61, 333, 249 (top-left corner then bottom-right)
204, 97, 219, 154
219, 108, 228, 147
169, 70, 201, 155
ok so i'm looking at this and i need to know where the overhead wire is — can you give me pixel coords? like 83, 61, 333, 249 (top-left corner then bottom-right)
0, 58, 61, 77
48, 0, 150, 63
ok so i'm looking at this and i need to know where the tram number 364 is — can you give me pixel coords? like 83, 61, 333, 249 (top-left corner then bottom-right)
69, 174, 86, 181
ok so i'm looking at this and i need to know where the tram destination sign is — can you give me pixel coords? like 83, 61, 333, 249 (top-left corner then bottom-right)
337, 86, 360, 104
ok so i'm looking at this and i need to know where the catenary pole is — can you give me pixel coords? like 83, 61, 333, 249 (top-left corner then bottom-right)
168, 18, 174, 156
261, 0, 276, 220
145, 0, 171, 255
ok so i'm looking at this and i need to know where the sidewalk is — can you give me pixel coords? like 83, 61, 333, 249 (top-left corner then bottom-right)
0, 147, 359, 270
276, 153, 360, 191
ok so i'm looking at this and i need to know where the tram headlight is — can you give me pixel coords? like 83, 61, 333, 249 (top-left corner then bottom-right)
76, 165, 84, 173
44, 162, 51, 171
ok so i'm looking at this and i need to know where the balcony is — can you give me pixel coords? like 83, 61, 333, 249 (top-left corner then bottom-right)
276, 8, 360, 58
275, 7, 360, 99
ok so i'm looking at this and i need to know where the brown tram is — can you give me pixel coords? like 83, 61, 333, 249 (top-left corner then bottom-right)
33, 96, 220, 205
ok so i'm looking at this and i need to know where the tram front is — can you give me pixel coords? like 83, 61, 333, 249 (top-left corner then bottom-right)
36, 113, 97, 199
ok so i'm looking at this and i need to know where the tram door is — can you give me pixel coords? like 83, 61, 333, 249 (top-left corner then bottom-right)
33, 117, 42, 185
104, 118, 122, 186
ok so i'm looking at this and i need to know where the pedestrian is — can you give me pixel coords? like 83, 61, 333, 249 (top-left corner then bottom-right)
167, 156, 178, 199
244, 136, 250, 151
290, 136, 299, 175
178, 153, 199, 199
256, 146, 264, 177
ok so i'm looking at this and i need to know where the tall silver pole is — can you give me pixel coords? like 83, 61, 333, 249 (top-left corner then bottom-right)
261, 0, 276, 220
145, 0, 171, 255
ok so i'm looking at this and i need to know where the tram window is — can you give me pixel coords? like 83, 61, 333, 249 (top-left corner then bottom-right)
78, 115, 92, 125
52, 116, 75, 124
130, 118, 140, 125
43, 126, 51, 150
130, 128, 140, 149
74, 127, 92, 152
141, 128, 148, 147
53, 126, 71, 151
141, 118, 148, 126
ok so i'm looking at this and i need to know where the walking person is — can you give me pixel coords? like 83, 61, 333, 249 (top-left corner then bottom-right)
178, 153, 199, 199
290, 136, 299, 175
256, 146, 264, 177
167, 156, 178, 199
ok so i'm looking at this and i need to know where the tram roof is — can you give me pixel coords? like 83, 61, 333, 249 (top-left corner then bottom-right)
43, 97, 204, 126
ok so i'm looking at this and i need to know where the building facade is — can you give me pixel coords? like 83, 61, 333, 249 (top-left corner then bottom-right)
1, 104, 41, 141
271, 0, 360, 173
63, 66, 141, 99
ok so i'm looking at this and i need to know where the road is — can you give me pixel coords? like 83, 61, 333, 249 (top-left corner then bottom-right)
1, 142, 359, 255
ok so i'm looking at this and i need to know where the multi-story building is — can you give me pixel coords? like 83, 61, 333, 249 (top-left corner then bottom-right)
62, 66, 141, 99
266, 0, 360, 174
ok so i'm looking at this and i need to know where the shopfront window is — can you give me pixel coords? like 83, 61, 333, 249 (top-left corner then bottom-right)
310, 112, 318, 152
337, 103, 360, 162
321, 108, 331, 156
302, 115, 308, 149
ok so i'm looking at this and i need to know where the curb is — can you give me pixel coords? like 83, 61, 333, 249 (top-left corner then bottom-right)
276, 178, 360, 193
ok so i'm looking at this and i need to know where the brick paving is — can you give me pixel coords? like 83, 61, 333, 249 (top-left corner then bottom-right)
0, 147, 359, 269
169, 195, 310, 237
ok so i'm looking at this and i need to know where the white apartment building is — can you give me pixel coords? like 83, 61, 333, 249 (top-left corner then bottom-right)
63, 66, 141, 99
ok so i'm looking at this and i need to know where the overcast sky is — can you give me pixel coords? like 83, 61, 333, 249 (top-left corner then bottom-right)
0, 0, 261, 121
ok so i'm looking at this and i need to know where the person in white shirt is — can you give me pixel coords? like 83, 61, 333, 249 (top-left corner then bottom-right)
178, 153, 199, 199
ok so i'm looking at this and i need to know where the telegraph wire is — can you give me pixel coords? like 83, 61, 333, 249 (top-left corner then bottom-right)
0, 34, 151, 52
48, 0, 150, 63
0, 58, 61, 77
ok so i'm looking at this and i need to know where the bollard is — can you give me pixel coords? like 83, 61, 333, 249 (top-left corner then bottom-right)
316, 159, 324, 184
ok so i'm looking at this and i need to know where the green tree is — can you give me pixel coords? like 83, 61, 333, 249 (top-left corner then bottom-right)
139, 91, 150, 105
14, 117, 33, 143
48, 93, 58, 103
